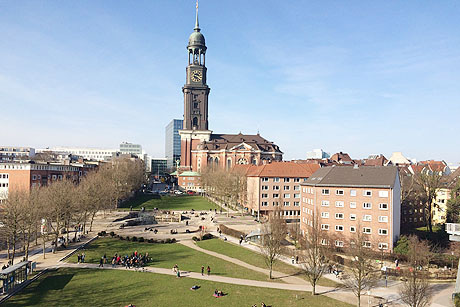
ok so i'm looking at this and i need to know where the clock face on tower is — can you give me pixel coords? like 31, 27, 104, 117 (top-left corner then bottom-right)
191, 70, 202, 82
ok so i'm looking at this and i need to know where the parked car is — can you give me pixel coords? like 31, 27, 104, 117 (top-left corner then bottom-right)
174, 190, 184, 195
187, 190, 195, 195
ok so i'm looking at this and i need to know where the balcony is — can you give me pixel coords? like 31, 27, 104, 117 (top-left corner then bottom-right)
446, 223, 460, 242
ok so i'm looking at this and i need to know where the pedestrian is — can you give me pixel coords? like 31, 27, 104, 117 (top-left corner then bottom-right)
176, 269, 181, 278
99, 257, 104, 268
296, 256, 299, 264
207, 266, 211, 276
103, 253, 107, 264
112, 258, 116, 268
291, 256, 295, 264
77, 254, 81, 263
81, 253, 85, 263
395, 259, 399, 268
201, 266, 204, 276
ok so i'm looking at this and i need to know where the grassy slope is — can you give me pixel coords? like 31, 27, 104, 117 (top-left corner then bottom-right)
120, 194, 222, 211
197, 238, 340, 287
4, 268, 351, 307
70, 237, 270, 281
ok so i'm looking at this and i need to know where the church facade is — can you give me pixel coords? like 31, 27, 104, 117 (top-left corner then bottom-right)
179, 7, 282, 173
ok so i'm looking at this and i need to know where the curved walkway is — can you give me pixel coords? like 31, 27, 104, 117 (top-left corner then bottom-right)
179, 240, 307, 285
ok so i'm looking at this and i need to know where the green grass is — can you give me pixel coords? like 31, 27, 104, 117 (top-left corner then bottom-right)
70, 237, 270, 281
4, 268, 351, 307
120, 194, 222, 211
197, 238, 340, 288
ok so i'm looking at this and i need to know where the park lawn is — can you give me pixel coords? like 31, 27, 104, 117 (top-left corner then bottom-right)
197, 238, 340, 288
69, 237, 270, 281
4, 268, 352, 307
120, 194, 222, 211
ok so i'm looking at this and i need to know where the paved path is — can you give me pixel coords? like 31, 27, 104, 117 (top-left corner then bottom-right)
180, 240, 307, 285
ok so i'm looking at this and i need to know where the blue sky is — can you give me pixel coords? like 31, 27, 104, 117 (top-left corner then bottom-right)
1, 1, 459, 163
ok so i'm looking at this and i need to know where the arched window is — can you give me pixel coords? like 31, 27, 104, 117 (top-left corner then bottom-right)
237, 158, 248, 165
192, 117, 198, 129
214, 157, 219, 168
226, 158, 232, 170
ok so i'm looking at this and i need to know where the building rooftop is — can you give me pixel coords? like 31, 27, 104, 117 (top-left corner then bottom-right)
237, 161, 320, 178
198, 133, 282, 153
302, 165, 398, 188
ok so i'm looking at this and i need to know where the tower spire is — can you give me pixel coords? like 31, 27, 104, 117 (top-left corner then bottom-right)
195, 0, 200, 31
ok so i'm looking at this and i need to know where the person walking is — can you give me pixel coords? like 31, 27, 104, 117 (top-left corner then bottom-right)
99, 257, 104, 268
207, 266, 211, 276
81, 252, 86, 263
201, 266, 204, 276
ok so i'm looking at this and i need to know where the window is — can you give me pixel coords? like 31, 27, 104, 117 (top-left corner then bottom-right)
293, 193, 300, 198
273, 177, 280, 182
261, 202, 268, 207
378, 243, 388, 250
262, 185, 269, 190
378, 229, 388, 235
350, 202, 357, 209
284, 178, 290, 182
336, 189, 344, 195
363, 202, 372, 209
378, 216, 388, 223
38, 175, 41, 180
322, 189, 330, 195
321, 224, 329, 230
262, 177, 269, 182
363, 190, 372, 196
379, 203, 388, 210
283, 201, 290, 206
363, 215, 372, 222
350, 226, 356, 232
379, 191, 389, 197
284, 194, 290, 199
350, 214, 356, 221
284, 186, 290, 190
335, 213, 344, 219
273, 201, 279, 206
335, 201, 344, 207
294, 201, 300, 206
273, 186, 280, 191
321, 200, 330, 207
294, 186, 300, 191
321, 212, 329, 218
321, 239, 328, 245
363, 227, 372, 234
261, 194, 268, 198
335, 240, 344, 247
335, 225, 344, 231
273, 193, 279, 198
294, 178, 300, 183
350, 189, 357, 196
363, 241, 372, 248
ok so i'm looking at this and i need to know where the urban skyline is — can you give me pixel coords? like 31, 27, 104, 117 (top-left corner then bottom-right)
1, 1, 459, 163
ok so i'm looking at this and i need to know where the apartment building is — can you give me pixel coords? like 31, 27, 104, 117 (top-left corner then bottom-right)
300, 165, 401, 252
0, 162, 84, 201
0, 146, 35, 162
244, 162, 320, 221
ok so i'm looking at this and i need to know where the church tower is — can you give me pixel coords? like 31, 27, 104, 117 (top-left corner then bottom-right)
179, 2, 212, 169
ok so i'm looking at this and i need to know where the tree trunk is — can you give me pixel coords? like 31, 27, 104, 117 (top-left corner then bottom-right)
11, 235, 16, 264
357, 293, 361, 307
42, 236, 46, 259
90, 212, 97, 232
25, 232, 31, 260
6, 237, 10, 260
312, 281, 316, 295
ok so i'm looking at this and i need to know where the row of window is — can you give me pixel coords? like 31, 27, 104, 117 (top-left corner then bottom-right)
0, 174, 9, 179
0, 183, 8, 188
320, 224, 388, 235
261, 201, 300, 207
320, 189, 389, 197
32, 174, 63, 181
262, 193, 300, 199
320, 212, 388, 222
262, 185, 300, 191
262, 177, 307, 183
318, 200, 388, 210
327, 240, 388, 250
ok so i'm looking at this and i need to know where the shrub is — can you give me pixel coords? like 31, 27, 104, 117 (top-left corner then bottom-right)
147, 239, 154, 243
192, 236, 200, 242
394, 235, 410, 255
138, 237, 144, 242
119, 236, 125, 240
202, 233, 214, 241
132, 236, 138, 242
165, 238, 172, 244
97, 231, 107, 236
219, 224, 246, 239
109, 231, 115, 237
171, 238, 177, 243
126, 236, 130, 241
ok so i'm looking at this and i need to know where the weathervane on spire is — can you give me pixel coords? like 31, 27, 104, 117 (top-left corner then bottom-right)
195, 0, 200, 31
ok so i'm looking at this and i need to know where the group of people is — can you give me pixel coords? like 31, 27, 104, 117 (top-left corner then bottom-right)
97, 251, 151, 269
213, 289, 225, 297
76, 253, 86, 263
201, 265, 211, 276
252, 303, 268, 307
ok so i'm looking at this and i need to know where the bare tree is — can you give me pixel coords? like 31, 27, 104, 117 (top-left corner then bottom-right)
398, 236, 433, 307
1, 190, 25, 264
414, 169, 444, 232
260, 207, 286, 279
342, 228, 379, 307
299, 213, 331, 295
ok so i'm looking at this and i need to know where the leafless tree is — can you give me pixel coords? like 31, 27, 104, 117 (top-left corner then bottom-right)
414, 169, 444, 232
398, 236, 433, 307
342, 228, 379, 307
1, 190, 25, 264
299, 213, 331, 295
260, 207, 286, 279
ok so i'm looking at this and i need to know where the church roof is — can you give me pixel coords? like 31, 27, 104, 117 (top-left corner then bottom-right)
242, 162, 320, 178
198, 133, 282, 153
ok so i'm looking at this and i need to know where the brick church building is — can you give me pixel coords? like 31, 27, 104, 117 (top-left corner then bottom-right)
179, 6, 282, 173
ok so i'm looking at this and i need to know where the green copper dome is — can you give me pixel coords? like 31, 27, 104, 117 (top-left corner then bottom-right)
188, 31, 206, 47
